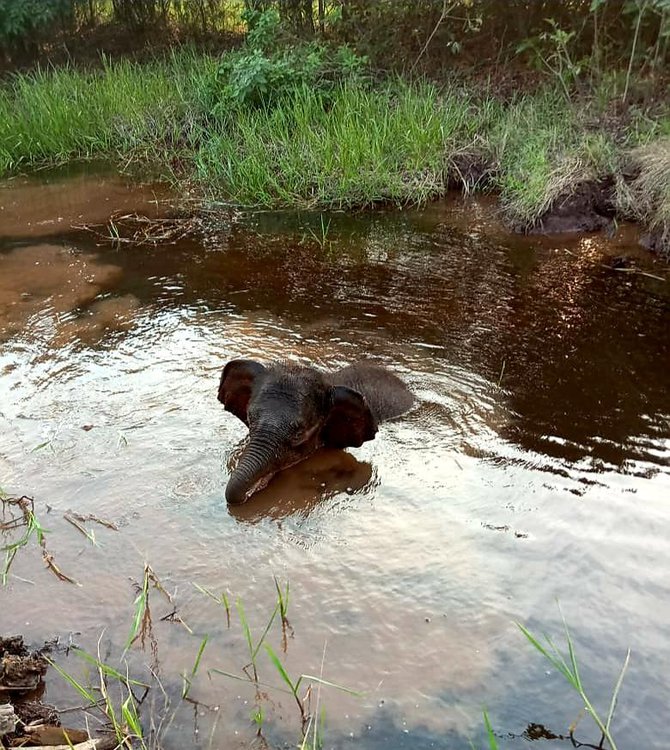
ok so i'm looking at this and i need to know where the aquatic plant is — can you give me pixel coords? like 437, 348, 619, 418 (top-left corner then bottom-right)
0, 494, 76, 585
46, 644, 150, 749
517, 607, 630, 750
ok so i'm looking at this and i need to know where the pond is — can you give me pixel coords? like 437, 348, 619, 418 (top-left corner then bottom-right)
1, 166, 669, 749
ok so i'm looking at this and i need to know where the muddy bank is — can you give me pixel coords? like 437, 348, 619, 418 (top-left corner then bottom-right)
641, 226, 670, 258
447, 157, 668, 259
0, 635, 109, 749
520, 179, 616, 235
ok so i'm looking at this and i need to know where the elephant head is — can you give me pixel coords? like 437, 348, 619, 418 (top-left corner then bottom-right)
218, 359, 379, 504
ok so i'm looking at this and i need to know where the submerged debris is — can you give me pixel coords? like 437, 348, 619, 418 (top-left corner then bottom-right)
1, 496, 78, 586
0, 635, 115, 749
0, 635, 48, 693
73, 210, 204, 246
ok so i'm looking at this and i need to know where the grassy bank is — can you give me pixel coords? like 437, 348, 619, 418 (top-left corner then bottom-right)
1, 49, 669, 252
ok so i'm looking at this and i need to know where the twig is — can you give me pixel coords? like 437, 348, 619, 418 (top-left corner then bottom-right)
410, 0, 456, 72
66, 512, 118, 531
623, 0, 649, 103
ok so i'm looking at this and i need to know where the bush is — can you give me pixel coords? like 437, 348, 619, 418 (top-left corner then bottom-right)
204, 9, 368, 113
0, 0, 68, 51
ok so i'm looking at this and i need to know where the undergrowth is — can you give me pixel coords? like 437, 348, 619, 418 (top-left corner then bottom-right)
196, 80, 476, 208
0, 25, 668, 249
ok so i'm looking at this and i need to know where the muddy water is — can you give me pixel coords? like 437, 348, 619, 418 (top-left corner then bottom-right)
1, 168, 669, 749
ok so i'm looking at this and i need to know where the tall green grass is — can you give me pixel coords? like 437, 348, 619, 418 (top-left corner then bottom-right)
0, 52, 668, 247
196, 81, 477, 207
0, 51, 215, 173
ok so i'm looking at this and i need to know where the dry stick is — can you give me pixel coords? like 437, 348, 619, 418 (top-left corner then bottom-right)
623, 0, 649, 104
64, 514, 96, 543
410, 0, 456, 73
67, 513, 118, 531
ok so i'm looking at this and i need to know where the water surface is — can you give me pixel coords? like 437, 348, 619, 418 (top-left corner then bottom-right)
1, 168, 669, 749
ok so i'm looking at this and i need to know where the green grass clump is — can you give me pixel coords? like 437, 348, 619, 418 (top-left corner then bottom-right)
617, 137, 670, 253
487, 91, 618, 229
195, 81, 476, 208
0, 49, 668, 252
0, 51, 215, 173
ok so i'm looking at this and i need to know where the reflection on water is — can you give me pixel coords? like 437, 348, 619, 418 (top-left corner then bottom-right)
0, 163, 166, 240
1, 171, 669, 750
228, 449, 377, 525
0, 244, 126, 341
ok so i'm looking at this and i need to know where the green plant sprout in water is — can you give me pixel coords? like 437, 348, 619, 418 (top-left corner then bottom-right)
47, 643, 150, 750
517, 606, 630, 750
202, 577, 359, 743
193, 581, 232, 628
1, 496, 46, 584
126, 562, 191, 654
307, 215, 333, 250
181, 634, 209, 699
0, 494, 77, 585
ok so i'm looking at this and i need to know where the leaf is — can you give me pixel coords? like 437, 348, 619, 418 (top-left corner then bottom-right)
605, 649, 631, 732
264, 644, 296, 694
45, 657, 97, 705
301, 674, 363, 696
483, 710, 499, 750
72, 649, 148, 687
191, 635, 209, 677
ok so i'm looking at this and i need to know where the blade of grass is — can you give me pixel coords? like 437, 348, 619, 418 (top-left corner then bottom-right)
483, 710, 499, 750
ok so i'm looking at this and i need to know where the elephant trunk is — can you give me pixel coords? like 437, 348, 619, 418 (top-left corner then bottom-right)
225, 430, 281, 504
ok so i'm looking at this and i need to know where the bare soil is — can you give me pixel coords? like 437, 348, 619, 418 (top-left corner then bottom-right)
523, 179, 616, 235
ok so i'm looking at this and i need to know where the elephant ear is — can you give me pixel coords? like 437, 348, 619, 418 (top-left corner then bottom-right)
321, 386, 378, 449
218, 359, 266, 425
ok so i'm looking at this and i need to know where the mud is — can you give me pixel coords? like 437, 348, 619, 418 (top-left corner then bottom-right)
446, 156, 667, 258
0, 244, 132, 344
520, 179, 616, 234
641, 226, 670, 261
0, 636, 102, 748
0, 167, 168, 240
0, 635, 48, 693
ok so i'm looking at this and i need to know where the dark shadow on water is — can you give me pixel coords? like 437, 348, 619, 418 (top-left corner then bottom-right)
227, 448, 377, 524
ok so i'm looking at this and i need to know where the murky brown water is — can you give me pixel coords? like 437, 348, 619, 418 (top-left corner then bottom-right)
1, 166, 669, 749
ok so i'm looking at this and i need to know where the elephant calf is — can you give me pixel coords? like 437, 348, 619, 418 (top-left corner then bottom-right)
218, 359, 414, 504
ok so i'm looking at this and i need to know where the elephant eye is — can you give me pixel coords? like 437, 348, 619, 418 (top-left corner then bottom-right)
288, 420, 310, 446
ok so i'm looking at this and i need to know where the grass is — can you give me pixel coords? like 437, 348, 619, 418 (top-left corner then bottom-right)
617, 138, 670, 254
476, 606, 630, 750
181, 634, 208, 699
1, 494, 77, 585
1, 496, 47, 585
47, 645, 150, 749
517, 606, 630, 750
0, 50, 215, 174
196, 80, 477, 208
0, 51, 668, 250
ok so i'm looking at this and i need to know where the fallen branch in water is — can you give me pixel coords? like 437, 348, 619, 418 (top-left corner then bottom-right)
19, 732, 119, 750
1, 495, 78, 586
73, 211, 204, 246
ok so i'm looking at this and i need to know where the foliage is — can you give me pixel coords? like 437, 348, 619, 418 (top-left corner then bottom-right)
0, 0, 667, 80
205, 10, 368, 112
0, 0, 70, 46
